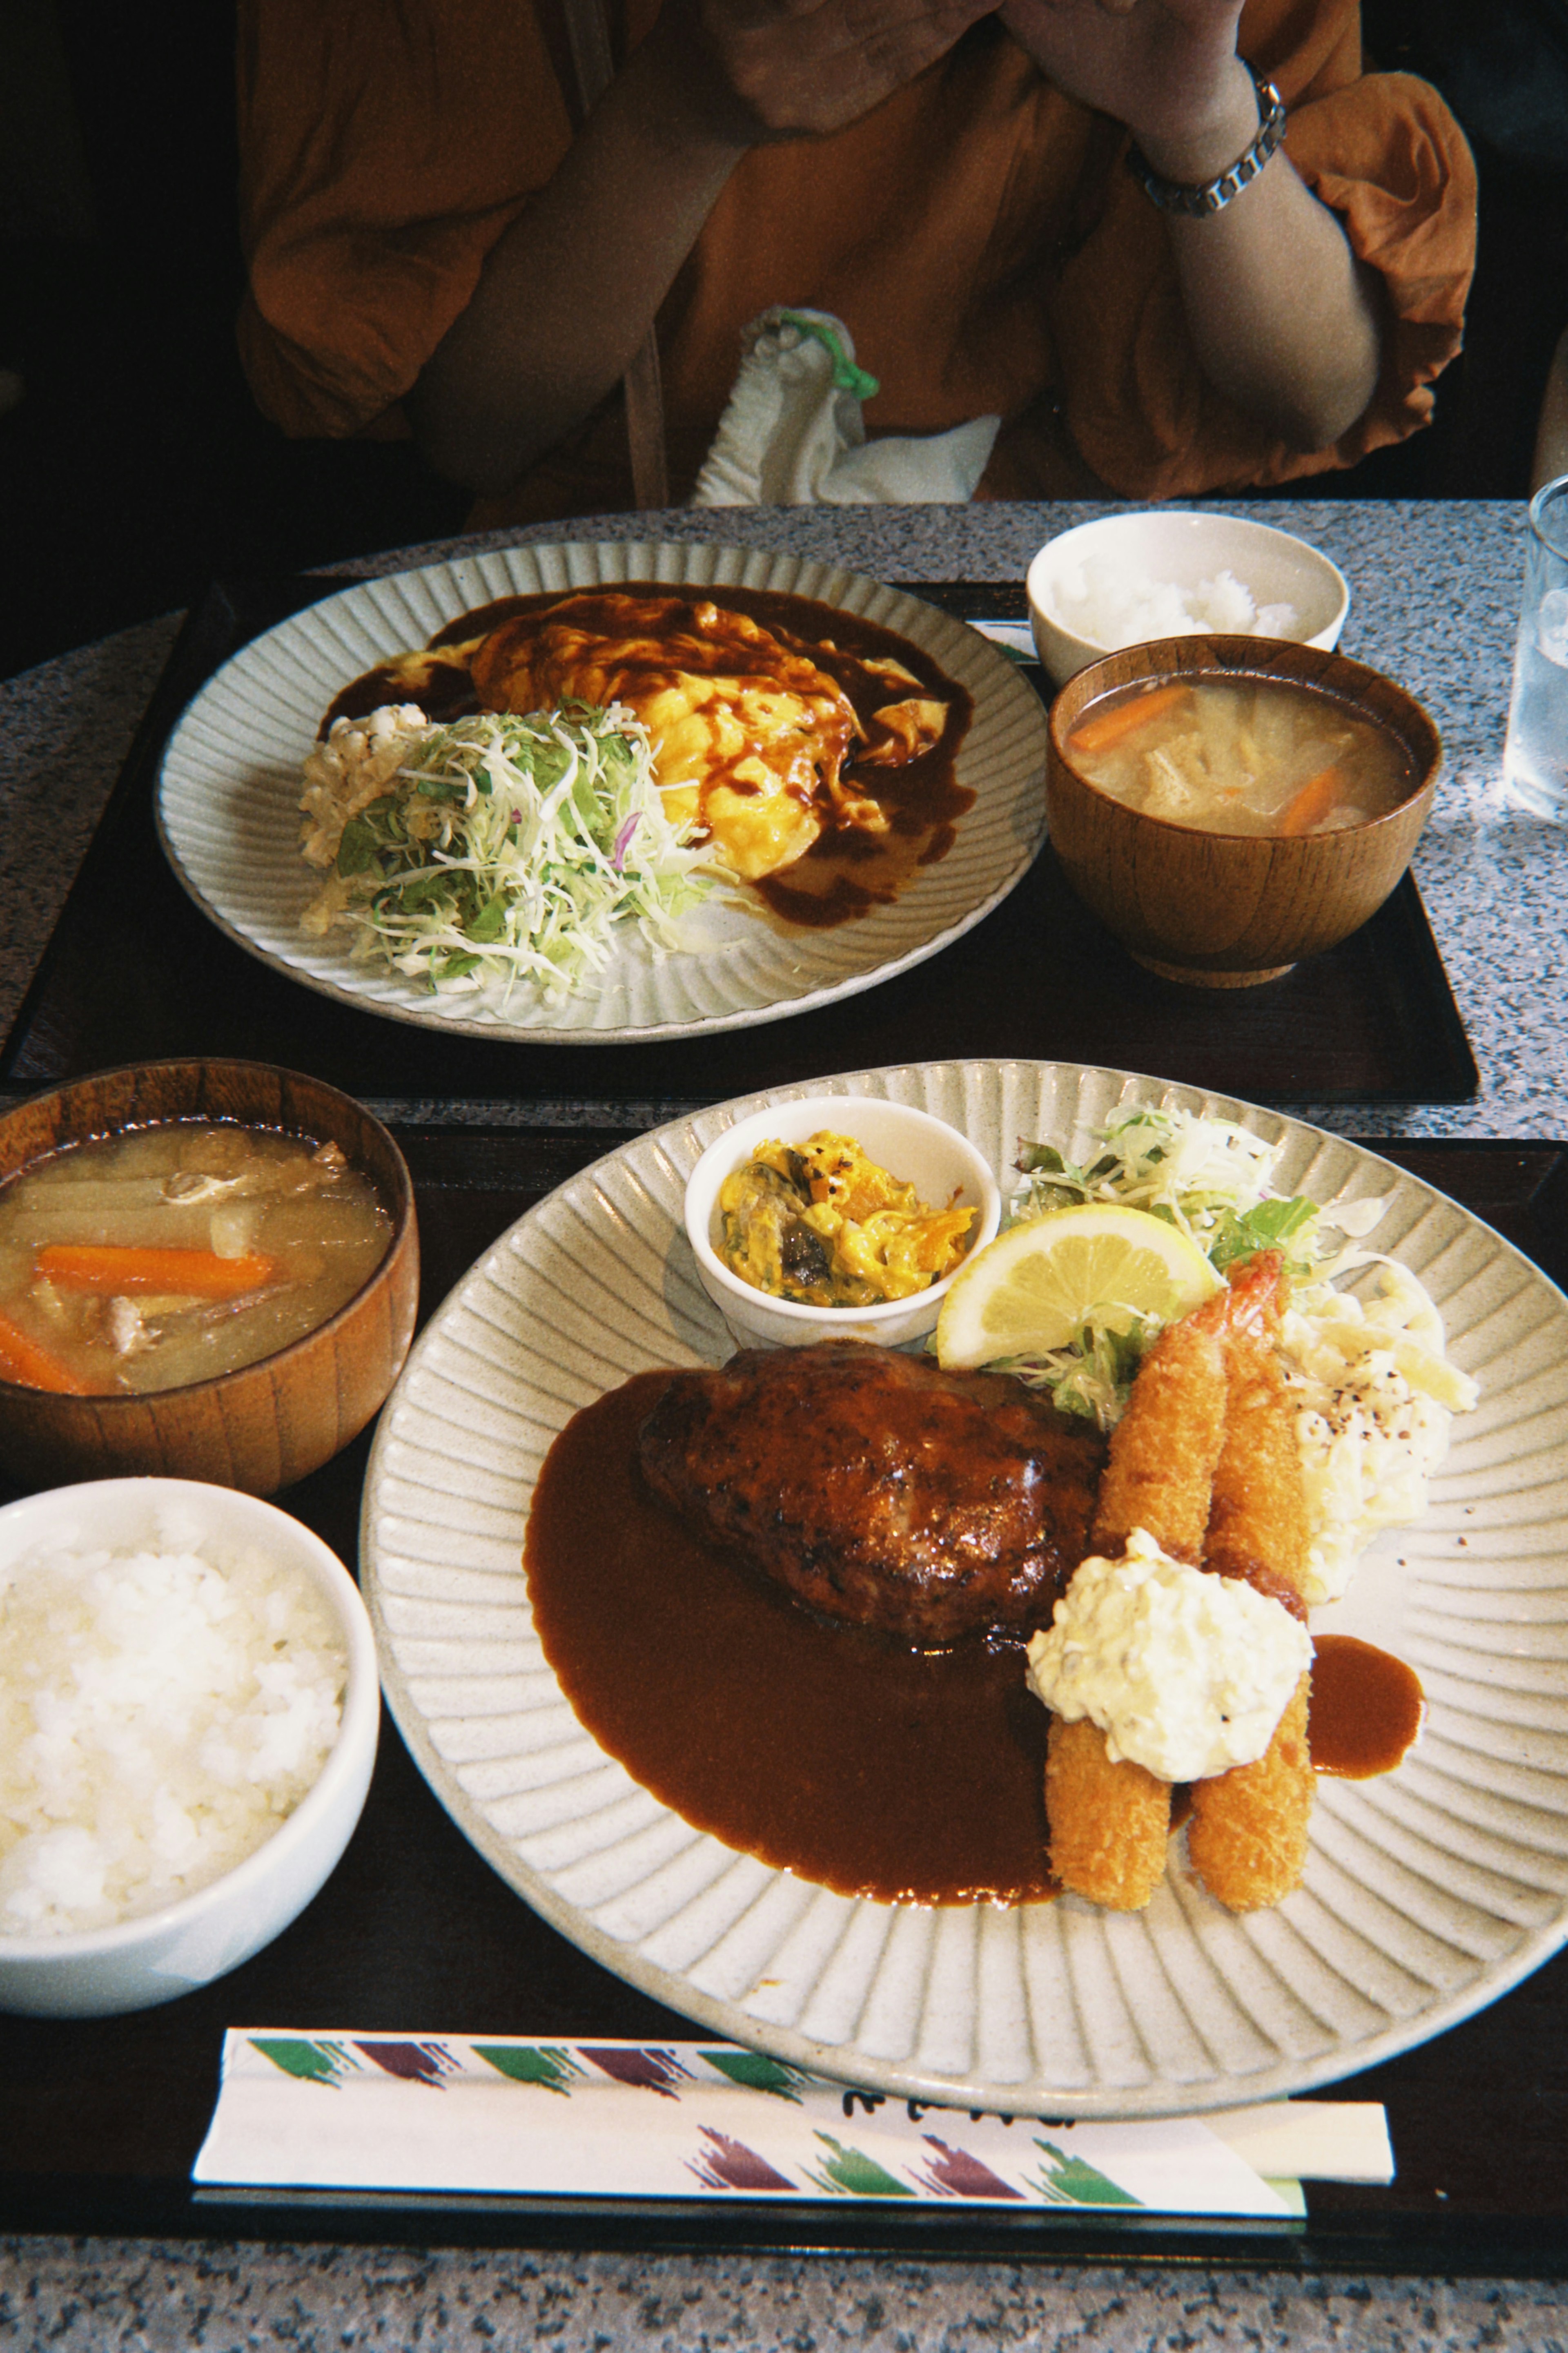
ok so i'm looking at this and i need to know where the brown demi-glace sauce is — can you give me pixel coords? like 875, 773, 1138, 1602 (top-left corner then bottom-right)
1308, 1633, 1425, 1778
525, 1374, 1424, 1904
325, 584, 976, 933
525, 1371, 1056, 1906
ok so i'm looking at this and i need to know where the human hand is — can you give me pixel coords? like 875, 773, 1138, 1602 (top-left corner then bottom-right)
655, 0, 1003, 145
1000, 0, 1254, 163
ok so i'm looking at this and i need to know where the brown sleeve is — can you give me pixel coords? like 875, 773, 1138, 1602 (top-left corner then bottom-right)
1043, 0, 1477, 499
1278, 72, 1479, 467
235, 0, 574, 439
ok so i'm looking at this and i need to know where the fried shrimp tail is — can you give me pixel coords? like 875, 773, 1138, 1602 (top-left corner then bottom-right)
1205, 1246, 1286, 1345
1189, 1260, 1316, 1911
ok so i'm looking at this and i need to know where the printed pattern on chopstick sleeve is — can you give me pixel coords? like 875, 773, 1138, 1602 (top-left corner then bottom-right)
194, 2033, 1293, 2214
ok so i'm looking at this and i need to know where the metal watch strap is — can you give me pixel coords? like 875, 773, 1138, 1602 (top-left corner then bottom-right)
1126, 65, 1287, 218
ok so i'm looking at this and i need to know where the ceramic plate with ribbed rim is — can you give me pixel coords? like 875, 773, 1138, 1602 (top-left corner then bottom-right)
361, 1061, 1568, 2117
155, 543, 1045, 1043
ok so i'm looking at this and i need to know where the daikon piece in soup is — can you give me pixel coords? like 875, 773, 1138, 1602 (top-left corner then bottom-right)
1065, 673, 1415, 836
0, 1123, 392, 1396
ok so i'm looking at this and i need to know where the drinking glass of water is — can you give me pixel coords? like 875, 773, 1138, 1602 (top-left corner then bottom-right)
1503, 475, 1568, 818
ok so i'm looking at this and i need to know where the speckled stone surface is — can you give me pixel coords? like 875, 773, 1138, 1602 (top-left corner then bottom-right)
0, 616, 183, 1045
2, 2243, 1567, 2353
2, 501, 1559, 1138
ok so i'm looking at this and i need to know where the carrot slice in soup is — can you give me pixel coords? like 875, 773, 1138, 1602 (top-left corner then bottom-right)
0, 1308, 90, 1394
34, 1245, 278, 1297
1277, 765, 1345, 836
1068, 683, 1193, 758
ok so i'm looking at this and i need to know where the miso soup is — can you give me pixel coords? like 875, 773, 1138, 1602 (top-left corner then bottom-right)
1066, 674, 1414, 836
0, 1122, 392, 1395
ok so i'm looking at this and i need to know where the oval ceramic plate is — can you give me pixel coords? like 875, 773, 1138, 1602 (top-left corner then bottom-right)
361, 1061, 1568, 2117
156, 543, 1046, 1043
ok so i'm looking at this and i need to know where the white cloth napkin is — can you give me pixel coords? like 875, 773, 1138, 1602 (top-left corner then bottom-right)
194, 2031, 1390, 2212
690, 308, 1000, 509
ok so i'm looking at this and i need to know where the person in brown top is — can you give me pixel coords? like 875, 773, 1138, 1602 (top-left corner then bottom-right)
236, 0, 1476, 524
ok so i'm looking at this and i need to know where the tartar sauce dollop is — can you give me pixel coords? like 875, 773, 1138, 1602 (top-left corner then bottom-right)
1025, 1529, 1313, 1784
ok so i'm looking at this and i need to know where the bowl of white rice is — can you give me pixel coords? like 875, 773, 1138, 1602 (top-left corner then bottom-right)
1026, 510, 1350, 686
0, 1476, 378, 2016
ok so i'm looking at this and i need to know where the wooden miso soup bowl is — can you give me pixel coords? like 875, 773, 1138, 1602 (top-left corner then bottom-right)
1046, 636, 1442, 987
0, 1060, 419, 1497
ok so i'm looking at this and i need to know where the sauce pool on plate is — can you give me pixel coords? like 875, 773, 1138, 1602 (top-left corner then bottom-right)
526, 1371, 1058, 1907
1308, 1633, 1425, 1778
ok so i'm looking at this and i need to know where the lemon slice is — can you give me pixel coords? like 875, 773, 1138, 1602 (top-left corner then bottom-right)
935, 1204, 1222, 1369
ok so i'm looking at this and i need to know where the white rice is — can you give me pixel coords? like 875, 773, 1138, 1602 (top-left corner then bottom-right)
0, 1533, 345, 1936
1053, 555, 1300, 649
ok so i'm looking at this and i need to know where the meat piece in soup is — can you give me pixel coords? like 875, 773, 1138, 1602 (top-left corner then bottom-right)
0, 1123, 392, 1395
1066, 675, 1414, 836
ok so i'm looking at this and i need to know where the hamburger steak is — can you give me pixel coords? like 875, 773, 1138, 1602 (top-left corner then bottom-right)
637, 1342, 1105, 1645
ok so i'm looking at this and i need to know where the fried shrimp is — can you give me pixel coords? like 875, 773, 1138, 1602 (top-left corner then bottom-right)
1044, 1251, 1309, 1913
1045, 1716, 1172, 1912
1189, 1263, 1316, 1910
1188, 1673, 1314, 1912
1046, 1276, 1231, 1907
1203, 1276, 1309, 1606
1090, 1293, 1229, 1563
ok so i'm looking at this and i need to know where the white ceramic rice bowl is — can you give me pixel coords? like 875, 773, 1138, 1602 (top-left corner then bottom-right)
684, 1093, 1001, 1349
1026, 509, 1350, 685
0, 1478, 379, 2018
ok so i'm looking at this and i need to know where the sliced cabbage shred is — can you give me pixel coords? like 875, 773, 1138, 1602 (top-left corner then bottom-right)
996, 1104, 1436, 1421
307, 703, 713, 1004
984, 1102, 1477, 1601
997, 1105, 1342, 1425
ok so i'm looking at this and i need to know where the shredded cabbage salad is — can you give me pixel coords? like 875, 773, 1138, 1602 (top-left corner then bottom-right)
301, 703, 713, 1004
1000, 1105, 1345, 1426
994, 1104, 1478, 1599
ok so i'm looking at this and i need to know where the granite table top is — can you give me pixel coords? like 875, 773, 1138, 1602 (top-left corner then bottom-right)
2, 500, 1566, 2351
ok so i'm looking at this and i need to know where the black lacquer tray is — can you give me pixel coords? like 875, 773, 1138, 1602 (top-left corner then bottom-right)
0, 577, 1477, 1112
3, 1126, 1566, 2272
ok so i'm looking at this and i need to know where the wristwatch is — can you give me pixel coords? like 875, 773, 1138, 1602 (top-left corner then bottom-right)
1126, 65, 1287, 218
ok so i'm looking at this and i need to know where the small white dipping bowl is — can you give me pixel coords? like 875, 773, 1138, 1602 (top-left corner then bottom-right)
1027, 510, 1350, 686
684, 1095, 1001, 1351
0, 1477, 379, 2018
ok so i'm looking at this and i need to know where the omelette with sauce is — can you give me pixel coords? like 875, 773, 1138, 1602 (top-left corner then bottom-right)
323, 583, 974, 916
